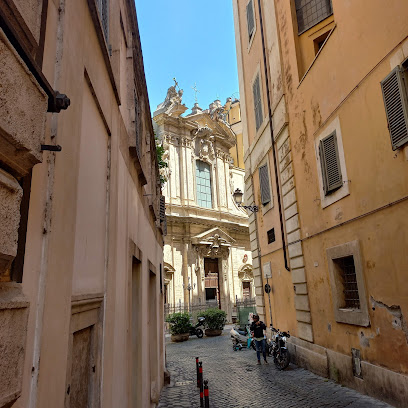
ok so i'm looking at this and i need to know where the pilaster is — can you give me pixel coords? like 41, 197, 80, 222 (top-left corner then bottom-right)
276, 127, 314, 343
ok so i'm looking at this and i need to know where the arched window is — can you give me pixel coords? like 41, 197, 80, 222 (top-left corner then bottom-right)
196, 161, 212, 208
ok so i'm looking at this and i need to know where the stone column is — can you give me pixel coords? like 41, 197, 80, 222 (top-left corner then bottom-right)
182, 241, 189, 306
221, 256, 231, 321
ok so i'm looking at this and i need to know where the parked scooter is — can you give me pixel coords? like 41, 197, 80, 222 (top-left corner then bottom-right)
267, 327, 291, 369
230, 325, 256, 350
189, 316, 205, 338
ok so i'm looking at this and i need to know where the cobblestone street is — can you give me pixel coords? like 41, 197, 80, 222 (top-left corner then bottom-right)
158, 327, 394, 408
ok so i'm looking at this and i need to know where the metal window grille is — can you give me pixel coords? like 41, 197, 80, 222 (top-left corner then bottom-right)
246, 0, 255, 42
196, 161, 212, 208
319, 131, 342, 195
381, 66, 408, 150
259, 164, 271, 205
335, 256, 360, 309
295, 0, 333, 34
267, 228, 275, 244
96, 0, 109, 42
253, 74, 263, 131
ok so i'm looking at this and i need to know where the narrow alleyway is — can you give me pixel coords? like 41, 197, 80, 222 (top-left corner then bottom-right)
158, 326, 393, 408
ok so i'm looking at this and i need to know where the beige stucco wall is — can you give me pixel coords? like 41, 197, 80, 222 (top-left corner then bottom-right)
1, 1, 165, 408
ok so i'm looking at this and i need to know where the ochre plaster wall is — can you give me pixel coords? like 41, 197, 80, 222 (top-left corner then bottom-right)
234, 0, 408, 404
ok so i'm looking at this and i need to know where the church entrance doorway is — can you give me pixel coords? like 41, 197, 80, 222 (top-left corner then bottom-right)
204, 258, 221, 309
243, 281, 251, 300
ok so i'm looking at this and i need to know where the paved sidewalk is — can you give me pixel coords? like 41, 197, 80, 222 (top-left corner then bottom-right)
158, 327, 394, 408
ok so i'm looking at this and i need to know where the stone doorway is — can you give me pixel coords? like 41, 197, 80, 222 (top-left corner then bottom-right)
204, 258, 221, 308
243, 281, 251, 300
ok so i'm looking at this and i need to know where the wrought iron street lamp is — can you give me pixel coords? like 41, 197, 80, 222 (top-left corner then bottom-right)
233, 188, 259, 212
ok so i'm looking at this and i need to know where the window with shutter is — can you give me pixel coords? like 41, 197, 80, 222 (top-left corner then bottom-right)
381, 67, 408, 150
159, 196, 166, 221
196, 161, 212, 208
253, 75, 263, 131
259, 164, 271, 206
96, 0, 109, 42
319, 131, 343, 195
246, 0, 255, 42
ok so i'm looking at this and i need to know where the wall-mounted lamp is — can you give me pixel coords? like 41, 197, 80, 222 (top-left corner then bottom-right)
233, 188, 259, 213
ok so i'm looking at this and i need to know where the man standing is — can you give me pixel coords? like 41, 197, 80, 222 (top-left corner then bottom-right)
250, 314, 268, 365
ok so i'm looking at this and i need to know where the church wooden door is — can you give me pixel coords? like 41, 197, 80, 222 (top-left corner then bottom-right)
204, 258, 221, 309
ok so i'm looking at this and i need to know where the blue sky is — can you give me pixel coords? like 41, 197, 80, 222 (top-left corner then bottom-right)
135, 0, 239, 114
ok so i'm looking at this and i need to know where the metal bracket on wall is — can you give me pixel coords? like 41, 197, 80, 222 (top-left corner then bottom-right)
41, 145, 62, 152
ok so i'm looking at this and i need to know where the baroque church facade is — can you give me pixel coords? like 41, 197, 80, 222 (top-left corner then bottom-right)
153, 84, 254, 321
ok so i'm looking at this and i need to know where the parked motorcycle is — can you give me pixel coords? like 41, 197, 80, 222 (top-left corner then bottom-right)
230, 325, 256, 350
267, 327, 291, 370
189, 316, 205, 338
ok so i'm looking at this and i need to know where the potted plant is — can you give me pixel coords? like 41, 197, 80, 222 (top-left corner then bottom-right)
201, 308, 227, 336
165, 312, 191, 342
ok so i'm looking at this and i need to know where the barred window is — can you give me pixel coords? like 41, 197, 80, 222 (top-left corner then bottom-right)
326, 240, 370, 327
96, 0, 109, 42
334, 256, 360, 309
295, 0, 333, 34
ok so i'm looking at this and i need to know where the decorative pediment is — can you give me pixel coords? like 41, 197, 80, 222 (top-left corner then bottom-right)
192, 228, 235, 259
238, 264, 253, 281
163, 262, 175, 273
163, 262, 175, 284
190, 113, 236, 149
191, 227, 235, 245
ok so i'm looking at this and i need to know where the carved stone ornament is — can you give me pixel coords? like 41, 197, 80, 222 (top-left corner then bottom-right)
157, 85, 183, 111
163, 262, 175, 284
238, 264, 253, 281
194, 234, 230, 259
192, 125, 212, 139
154, 82, 187, 117
192, 125, 215, 162
223, 260, 228, 281
199, 138, 215, 162
209, 105, 228, 125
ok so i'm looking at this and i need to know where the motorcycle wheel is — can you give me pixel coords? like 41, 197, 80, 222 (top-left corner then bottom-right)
251, 340, 256, 351
274, 349, 290, 370
196, 328, 204, 338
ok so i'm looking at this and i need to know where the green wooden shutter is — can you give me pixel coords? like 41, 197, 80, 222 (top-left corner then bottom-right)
246, 0, 255, 41
381, 67, 408, 150
319, 131, 343, 195
259, 164, 271, 205
253, 75, 263, 131
159, 195, 166, 221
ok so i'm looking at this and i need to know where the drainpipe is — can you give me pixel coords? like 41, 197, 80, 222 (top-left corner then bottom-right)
257, 0, 290, 271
